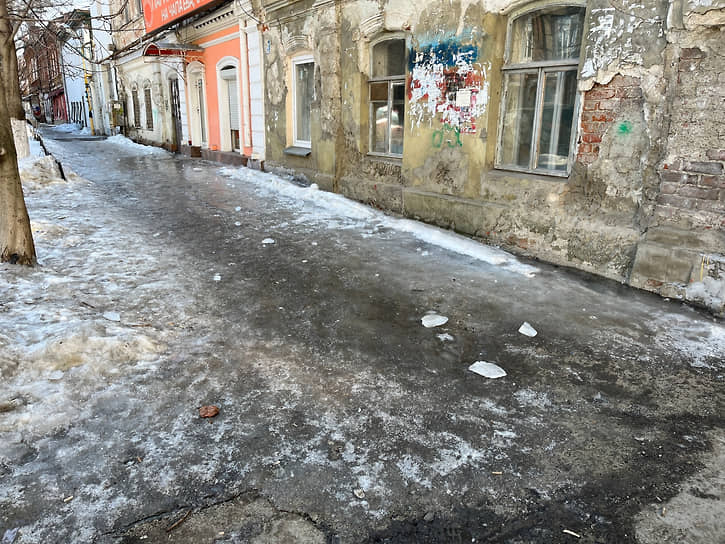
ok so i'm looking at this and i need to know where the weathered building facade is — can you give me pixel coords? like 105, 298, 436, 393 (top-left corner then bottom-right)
260, 0, 725, 314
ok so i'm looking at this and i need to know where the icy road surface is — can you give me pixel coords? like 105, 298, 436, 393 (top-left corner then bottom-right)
1, 126, 724, 543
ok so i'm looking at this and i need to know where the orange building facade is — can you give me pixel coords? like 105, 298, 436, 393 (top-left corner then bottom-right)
179, 3, 265, 163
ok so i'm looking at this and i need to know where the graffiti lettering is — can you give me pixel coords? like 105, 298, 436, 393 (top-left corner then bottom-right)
432, 124, 462, 149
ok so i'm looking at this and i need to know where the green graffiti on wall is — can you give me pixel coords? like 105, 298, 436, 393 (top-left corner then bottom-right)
617, 121, 633, 135
432, 124, 463, 149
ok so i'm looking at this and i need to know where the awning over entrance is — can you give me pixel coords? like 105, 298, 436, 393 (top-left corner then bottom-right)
143, 42, 202, 57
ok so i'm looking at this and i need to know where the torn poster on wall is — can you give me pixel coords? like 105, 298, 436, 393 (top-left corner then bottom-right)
407, 39, 489, 136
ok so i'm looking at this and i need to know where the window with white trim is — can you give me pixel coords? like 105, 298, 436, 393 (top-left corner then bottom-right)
292, 56, 314, 147
497, 6, 585, 176
369, 39, 406, 157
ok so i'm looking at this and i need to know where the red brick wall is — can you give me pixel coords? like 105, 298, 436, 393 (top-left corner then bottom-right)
576, 75, 643, 165
654, 47, 725, 229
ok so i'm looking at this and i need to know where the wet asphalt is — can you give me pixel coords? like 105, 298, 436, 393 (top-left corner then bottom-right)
2, 126, 724, 543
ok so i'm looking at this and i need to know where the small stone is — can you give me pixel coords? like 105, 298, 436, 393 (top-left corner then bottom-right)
424, 512, 435, 522
199, 405, 219, 418
353, 488, 365, 499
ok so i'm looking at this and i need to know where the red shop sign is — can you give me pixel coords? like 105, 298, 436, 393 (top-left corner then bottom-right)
143, 0, 220, 34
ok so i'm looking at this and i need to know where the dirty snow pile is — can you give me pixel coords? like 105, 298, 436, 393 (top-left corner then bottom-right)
0, 160, 194, 444
686, 276, 725, 316
104, 134, 169, 154
220, 167, 538, 278
52, 122, 83, 133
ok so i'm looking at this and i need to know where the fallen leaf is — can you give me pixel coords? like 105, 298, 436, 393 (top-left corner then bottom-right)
199, 405, 219, 418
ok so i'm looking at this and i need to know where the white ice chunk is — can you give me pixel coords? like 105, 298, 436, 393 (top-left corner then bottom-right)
102, 311, 121, 322
234, 222, 241, 226
518, 322, 537, 337
47, 370, 64, 381
235, 206, 241, 211
213, 274, 221, 281
262, 238, 275, 245
422, 314, 448, 328
468, 361, 507, 379
437, 333, 454, 341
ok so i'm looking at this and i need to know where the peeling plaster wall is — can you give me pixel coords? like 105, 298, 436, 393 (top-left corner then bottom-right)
259, 0, 725, 314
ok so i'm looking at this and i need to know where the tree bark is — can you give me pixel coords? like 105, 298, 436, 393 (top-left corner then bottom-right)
0, 0, 36, 266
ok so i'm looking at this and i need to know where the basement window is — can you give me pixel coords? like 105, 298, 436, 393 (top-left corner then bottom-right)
496, 6, 585, 176
369, 39, 406, 157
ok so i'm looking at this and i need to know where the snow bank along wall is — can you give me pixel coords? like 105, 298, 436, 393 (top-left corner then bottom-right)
261, 0, 725, 315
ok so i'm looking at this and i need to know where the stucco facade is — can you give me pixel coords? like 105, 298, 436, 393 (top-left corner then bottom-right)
260, 0, 725, 315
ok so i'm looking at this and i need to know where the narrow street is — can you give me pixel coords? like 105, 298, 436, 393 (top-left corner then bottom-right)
1, 127, 723, 543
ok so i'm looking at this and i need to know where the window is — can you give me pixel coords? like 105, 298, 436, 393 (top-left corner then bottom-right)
131, 89, 140, 128
369, 39, 406, 156
144, 87, 153, 130
497, 6, 585, 175
292, 56, 314, 147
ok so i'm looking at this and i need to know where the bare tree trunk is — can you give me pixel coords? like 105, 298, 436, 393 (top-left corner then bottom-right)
0, 0, 36, 265
4, 29, 30, 158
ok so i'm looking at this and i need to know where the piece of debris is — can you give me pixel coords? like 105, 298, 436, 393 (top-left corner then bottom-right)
422, 314, 448, 328
2, 528, 19, 544
353, 488, 365, 499
562, 529, 581, 538
0, 397, 24, 413
166, 510, 191, 533
102, 311, 121, 322
262, 238, 275, 245
437, 333, 454, 342
234, 221, 241, 226
423, 512, 435, 522
63, 495, 74, 503
468, 361, 507, 379
491, 471, 503, 475
518, 322, 537, 337
213, 274, 221, 282
199, 405, 219, 418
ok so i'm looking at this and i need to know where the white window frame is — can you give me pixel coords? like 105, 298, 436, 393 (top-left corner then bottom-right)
292, 54, 314, 148
368, 37, 407, 159
495, 4, 585, 177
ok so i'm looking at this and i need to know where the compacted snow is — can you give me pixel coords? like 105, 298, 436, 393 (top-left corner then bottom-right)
220, 167, 539, 278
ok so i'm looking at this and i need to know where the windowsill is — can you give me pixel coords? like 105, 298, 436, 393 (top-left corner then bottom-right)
366, 153, 402, 164
284, 146, 311, 157
490, 166, 570, 181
